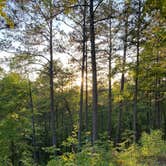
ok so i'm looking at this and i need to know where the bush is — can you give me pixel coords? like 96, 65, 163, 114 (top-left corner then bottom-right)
116, 130, 166, 166
140, 130, 166, 166
140, 130, 166, 157
47, 130, 166, 166
47, 142, 116, 166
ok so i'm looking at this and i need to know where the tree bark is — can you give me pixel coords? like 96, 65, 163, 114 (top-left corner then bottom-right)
85, 40, 88, 131
108, 0, 113, 140
78, 0, 87, 147
63, 98, 73, 131
10, 140, 15, 166
49, 2, 56, 154
116, 1, 128, 144
90, 0, 98, 144
28, 80, 37, 164
133, 0, 141, 143
155, 50, 161, 129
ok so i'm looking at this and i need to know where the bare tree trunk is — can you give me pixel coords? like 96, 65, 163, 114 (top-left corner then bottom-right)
155, 51, 161, 129
56, 104, 58, 129
146, 94, 150, 133
78, 0, 87, 147
10, 140, 15, 166
90, 0, 98, 144
133, 0, 141, 143
28, 80, 37, 164
149, 92, 152, 129
49, 3, 56, 154
108, 0, 113, 140
85, 40, 88, 131
61, 106, 64, 140
63, 98, 74, 131
116, 2, 128, 145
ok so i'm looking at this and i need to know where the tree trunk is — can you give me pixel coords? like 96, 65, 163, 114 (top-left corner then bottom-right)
133, 0, 141, 143
155, 52, 161, 129
56, 104, 58, 129
63, 98, 73, 131
78, 0, 87, 147
116, 2, 128, 144
10, 140, 15, 166
108, 0, 113, 140
90, 0, 98, 144
49, 4, 56, 154
28, 80, 37, 164
85, 40, 88, 131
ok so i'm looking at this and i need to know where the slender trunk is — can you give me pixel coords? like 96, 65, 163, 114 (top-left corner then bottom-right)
11, 140, 15, 166
157, 87, 161, 128
78, 0, 87, 147
108, 0, 113, 139
44, 113, 49, 146
146, 94, 150, 133
49, 6, 56, 153
155, 51, 161, 129
116, 100, 123, 144
63, 98, 73, 131
116, 2, 128, 144
115, 49, 126, 144
133, 0, 141, 143
85, 40, 88, 131
61, 107, 64, 140
56, 105, 58, 129
28, 80, 37, 164
153, 91, 156, 129
90, 0, 98, 144
148, 91, 154, 129
155, 79, 160, 128
101, 110, 104, 131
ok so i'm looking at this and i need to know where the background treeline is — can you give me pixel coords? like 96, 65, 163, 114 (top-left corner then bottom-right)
0, 0, 165, 165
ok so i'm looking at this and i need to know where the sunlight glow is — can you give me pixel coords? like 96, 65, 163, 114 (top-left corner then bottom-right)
74, 76, 82, 87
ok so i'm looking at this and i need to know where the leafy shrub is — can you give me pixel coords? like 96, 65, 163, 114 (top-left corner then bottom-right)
140, 130, 166, 157
116, 144, 140, 166
47, 141, 116, 166
47, 130, 166, 166
140, 130, 166, 166
116, 130, 166, 166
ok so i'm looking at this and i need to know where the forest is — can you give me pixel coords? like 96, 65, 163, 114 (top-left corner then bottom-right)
0, 0, 165, 165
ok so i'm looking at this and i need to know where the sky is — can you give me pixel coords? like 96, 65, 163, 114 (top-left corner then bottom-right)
0, 0, 127, 84
0, 0, 75, 78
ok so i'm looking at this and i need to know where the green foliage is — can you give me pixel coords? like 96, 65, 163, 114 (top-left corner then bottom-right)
42, 146, 60, 156
47, 143, 116, 166
0, 73, 33, 165
145, 0, 166, 18
140, 130, 166, 157
0, 0, 14, 28
62, 125, 78, 148
116, 130, 166, 166
116, 144, 140, 166
0, 1, 165, 165
47, 130, 165, 166
47, 133, 116, 166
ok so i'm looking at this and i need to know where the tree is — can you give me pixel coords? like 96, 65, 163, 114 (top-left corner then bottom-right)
139, 3, 166, 131
108, 0, 113, 140
78, 0, 87, 147
116, 0, 130, 144
132, 0, 142, 143
0, 0, 14, 29
89, 0, 98, 144
0, 73, 33, 165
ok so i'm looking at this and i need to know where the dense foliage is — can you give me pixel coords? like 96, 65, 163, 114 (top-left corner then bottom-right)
0, 0, 165, 165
